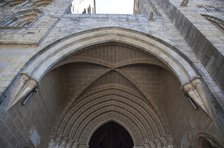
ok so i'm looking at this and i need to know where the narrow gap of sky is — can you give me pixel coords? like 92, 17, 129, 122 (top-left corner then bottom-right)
96, 0, 134, 14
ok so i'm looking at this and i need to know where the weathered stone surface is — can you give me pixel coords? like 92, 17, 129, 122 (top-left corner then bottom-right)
0, 0, 223, 148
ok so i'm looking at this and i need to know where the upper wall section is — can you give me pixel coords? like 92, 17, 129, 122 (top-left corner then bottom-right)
0, 0, 66, 45
0, 9, 42, 28
140, 0, 224, 92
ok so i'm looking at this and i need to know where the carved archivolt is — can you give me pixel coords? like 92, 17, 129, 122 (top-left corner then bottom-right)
48, 81, 173, 147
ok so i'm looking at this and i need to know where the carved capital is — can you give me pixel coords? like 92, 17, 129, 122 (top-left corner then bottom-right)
66, 140, 75, 148
183, 78, 211, 115
11, 73, 29, 99
7, 74, 38, 110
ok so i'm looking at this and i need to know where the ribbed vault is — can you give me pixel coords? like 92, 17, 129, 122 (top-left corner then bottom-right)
47, 42, 174, 147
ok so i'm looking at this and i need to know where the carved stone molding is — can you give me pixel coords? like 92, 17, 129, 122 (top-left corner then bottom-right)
7, 73, 38, 110
201, 14, 224, 32
183, 78, 211, 116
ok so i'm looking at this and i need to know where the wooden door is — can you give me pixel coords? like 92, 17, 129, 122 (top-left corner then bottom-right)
89, 122, 134, 148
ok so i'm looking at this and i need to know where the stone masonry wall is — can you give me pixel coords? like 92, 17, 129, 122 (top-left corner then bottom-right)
160, 69, 224, 147
0, 0, 223, 147
0, 68, 64, 148
152, 0, 224, 92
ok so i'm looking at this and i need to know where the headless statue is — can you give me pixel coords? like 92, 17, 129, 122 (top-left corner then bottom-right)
180, 0, 189, 7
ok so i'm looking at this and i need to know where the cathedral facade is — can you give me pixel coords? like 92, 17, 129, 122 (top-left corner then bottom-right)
0, 0, 224, 147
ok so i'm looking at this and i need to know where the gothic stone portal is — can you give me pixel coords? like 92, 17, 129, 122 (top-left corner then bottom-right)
89, 122, 134, 148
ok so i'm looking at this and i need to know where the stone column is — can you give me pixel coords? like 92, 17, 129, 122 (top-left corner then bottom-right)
160, 137, 167, 148
144, 142, 156, 148
166, 136, 174, 148
71, 142, 79, 148
154, 139, 162, 148
65, 140, 74, 148
60, 138, 68, 148
55, 136, 62, 148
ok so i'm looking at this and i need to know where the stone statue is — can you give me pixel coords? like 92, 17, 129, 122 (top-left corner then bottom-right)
180, 0, 189, 7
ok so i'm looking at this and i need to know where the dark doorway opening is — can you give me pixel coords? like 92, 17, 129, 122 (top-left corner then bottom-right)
89, 121, 134, 148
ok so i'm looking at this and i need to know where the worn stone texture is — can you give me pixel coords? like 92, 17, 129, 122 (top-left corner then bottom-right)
0, 0, 224, 148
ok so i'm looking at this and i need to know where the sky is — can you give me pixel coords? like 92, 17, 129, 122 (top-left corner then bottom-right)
96, 0, 134, 14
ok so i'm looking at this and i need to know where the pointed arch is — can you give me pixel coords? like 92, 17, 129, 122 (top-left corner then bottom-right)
88, 121, 134, 148
19, 27, 214, 114
23, 27, 198, 85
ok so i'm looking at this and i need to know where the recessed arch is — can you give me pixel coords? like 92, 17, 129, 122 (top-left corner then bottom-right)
18, 27, 209, 114
8, 27, 214, 132
7, 27, 218, 148
85, 115, 140, 146
54, 69, 167, 140
51, 78, 172, 146
58, 88, 163, 142
196, 133, 224, 148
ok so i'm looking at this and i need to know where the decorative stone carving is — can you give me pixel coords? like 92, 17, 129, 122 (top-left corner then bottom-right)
154, 139, 162, 148
10, 74, 29, 100
55, 136, 62, 147
66, 140, 74, 148
48, 138, 55, 148
183, 78, 211, 115
166, 136, 174, 148
7, 73, 38, 110
160, 137, 167, 148
180, 0, 189, 7
60, 138, 68, 147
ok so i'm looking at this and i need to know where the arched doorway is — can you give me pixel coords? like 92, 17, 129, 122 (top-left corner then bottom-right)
7, 27, 223, 148
197, 134, 223, 148
89, 121, 134, 148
